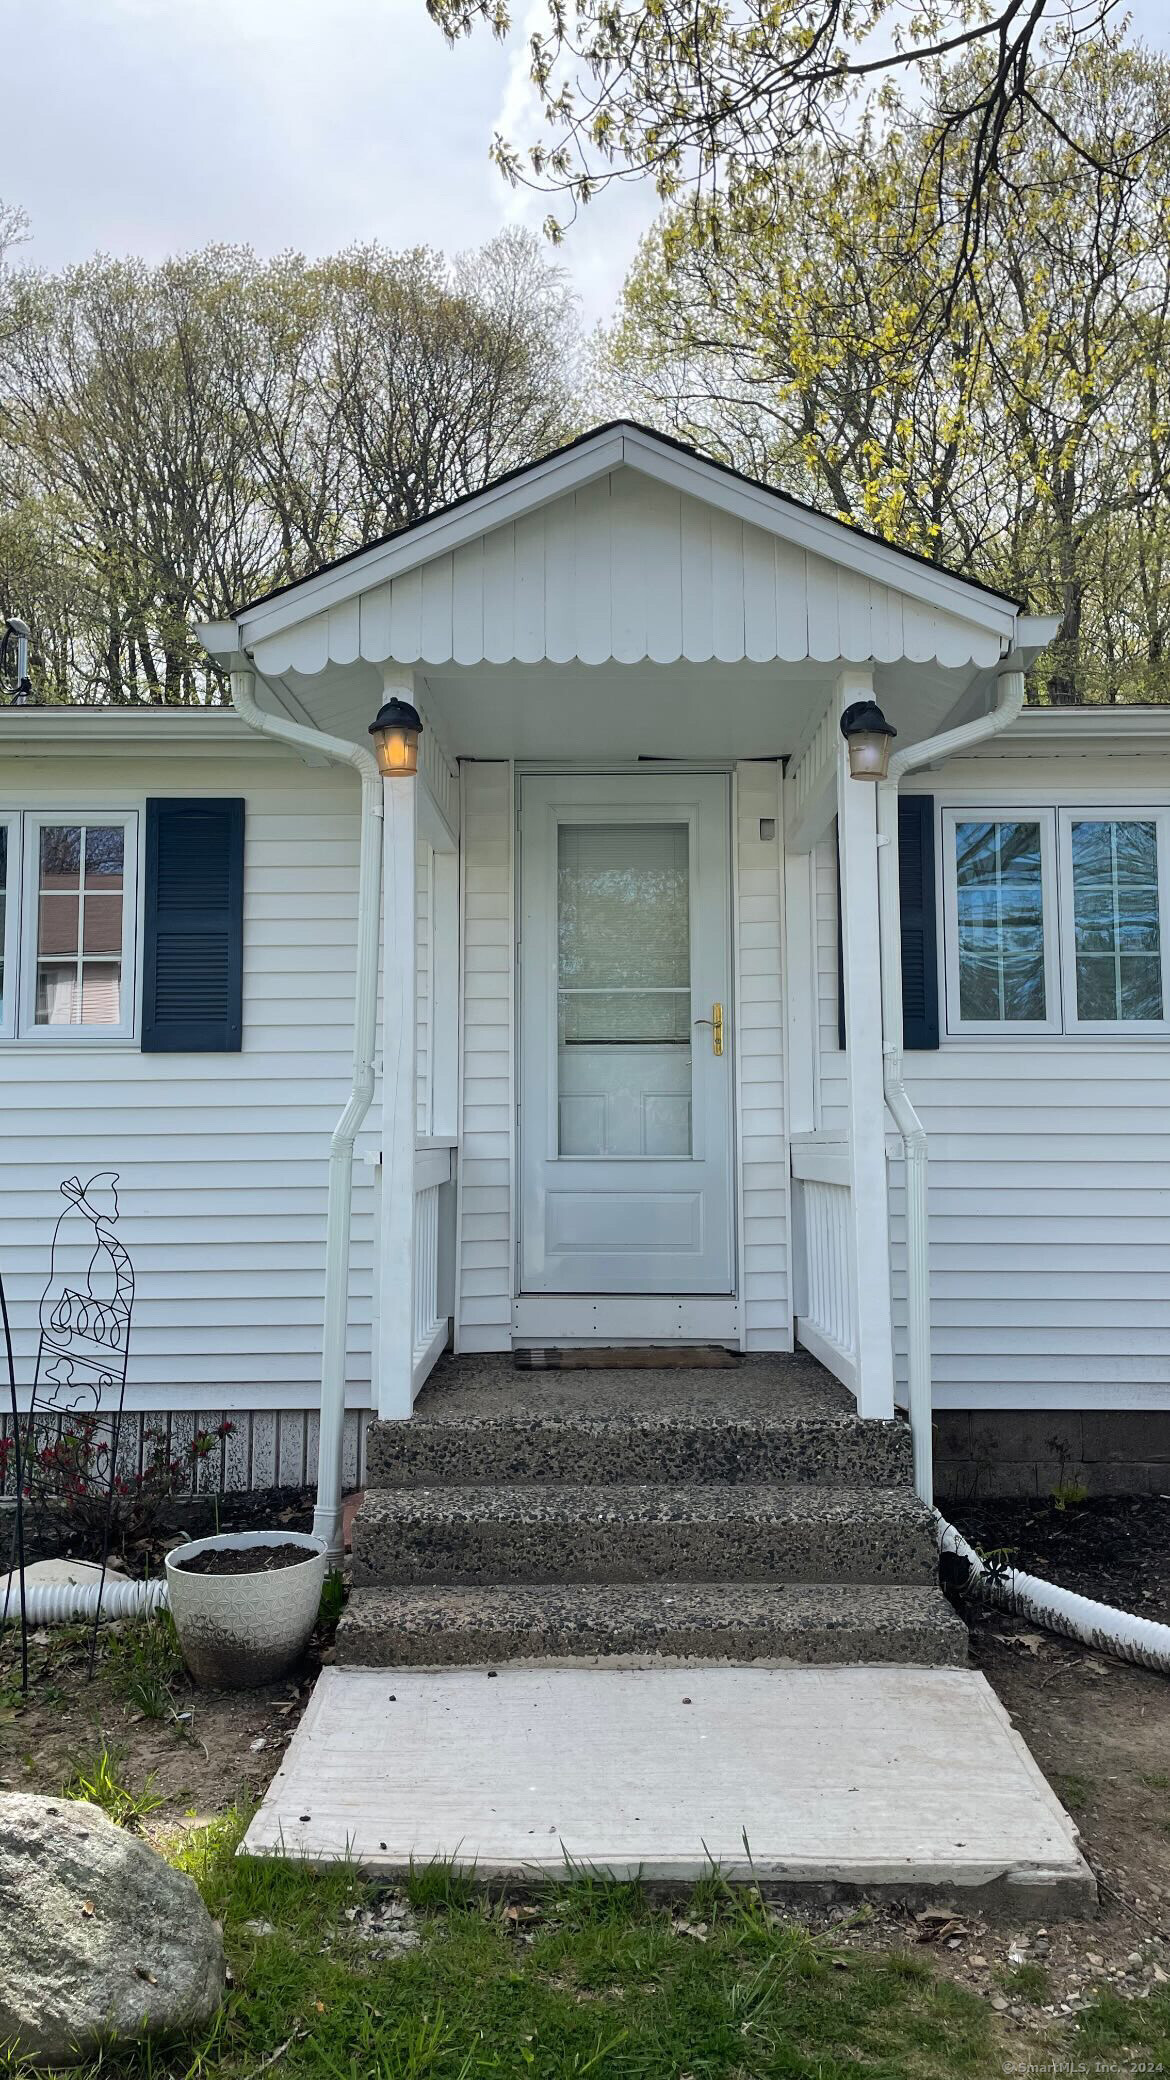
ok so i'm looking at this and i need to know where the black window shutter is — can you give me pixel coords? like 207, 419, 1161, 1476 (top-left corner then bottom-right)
899, 794, 939, 1049
141, 799, 244, 1052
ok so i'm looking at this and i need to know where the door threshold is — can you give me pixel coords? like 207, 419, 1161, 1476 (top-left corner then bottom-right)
513, 1295, 741, 1343
515, 1344, 741, 1371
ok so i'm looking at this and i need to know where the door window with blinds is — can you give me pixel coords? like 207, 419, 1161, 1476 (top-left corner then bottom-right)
557, 821, 693, 1156
941, 806, 1169, 1036
0, 813, 139, 1040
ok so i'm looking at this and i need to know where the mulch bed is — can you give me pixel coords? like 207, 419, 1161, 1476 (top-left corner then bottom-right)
949, 1493, 1170, 1623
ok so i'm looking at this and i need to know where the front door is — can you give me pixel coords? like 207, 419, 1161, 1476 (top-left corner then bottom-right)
519, 773, 734, 1295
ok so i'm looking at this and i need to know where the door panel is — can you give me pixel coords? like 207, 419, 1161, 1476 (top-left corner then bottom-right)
519, 773, 734, 1295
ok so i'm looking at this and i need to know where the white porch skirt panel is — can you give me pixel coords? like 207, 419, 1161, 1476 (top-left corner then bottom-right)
454, 760, 791, 1353
1, 1407, 368, 1495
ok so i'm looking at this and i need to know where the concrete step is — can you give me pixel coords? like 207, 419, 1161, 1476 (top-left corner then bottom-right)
336, 1580, 969, 1668
365, 1382, 913, 1492
350, 1482, 939, 1588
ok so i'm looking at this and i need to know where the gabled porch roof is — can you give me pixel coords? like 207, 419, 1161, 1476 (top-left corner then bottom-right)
199, 420, 1055, 763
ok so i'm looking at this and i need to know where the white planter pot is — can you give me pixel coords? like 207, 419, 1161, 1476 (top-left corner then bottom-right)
165, 1530, 328, 1688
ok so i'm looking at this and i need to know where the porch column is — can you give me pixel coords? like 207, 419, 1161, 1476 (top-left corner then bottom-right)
835, 669, 896, 1419
377, 666, 419, 1420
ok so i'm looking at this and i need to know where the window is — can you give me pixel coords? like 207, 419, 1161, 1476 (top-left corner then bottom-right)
942, 811, 1060, 1035
1, 813, 139, 1041
942, 805, 1169, 1037
1059, 812, 1168, 1033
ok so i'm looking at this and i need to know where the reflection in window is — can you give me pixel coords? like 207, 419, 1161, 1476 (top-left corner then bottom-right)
954, 820, 1047, 1023
35, 823, 125, 1027
1071, 819, 1162, 1022
557, 823, 692, 1157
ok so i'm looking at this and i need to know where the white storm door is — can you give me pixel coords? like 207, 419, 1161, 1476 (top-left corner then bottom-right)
519, 773, 734, 1295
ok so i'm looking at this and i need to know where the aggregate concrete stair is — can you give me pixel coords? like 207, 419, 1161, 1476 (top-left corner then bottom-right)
338, 1581, 968, 1667
350, 1482, 938, 1587
339, 1353, 967, 1668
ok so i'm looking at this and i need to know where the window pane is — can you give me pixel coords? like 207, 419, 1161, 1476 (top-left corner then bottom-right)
85, 825, 124, 887
1071, 819, 1162, 1021
82, 893, 122, 954
80, 962, 121, 1025
34, 822, 126, 1027
0, 826, 6, 1026
955, 820, 1047, 1023
559, 990, 692, 1044
557, 822, 692, 1157
558, 824, 690, 989
39, 893, 79, 955
40, 825, 80, 888
36, 963, 80, 1025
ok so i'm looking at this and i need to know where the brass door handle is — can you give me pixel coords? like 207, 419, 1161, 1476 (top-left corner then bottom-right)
693, 1003, 724, 1055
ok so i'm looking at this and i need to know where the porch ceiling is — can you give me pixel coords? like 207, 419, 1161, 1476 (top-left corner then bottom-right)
265, 656, 990, 765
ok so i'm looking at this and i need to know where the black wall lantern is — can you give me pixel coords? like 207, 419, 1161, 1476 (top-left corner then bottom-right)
840, 699, 897, 780
369, 696, 423, 777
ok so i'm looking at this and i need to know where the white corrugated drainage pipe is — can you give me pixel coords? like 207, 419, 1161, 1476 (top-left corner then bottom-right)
229, 664, 383, 1560
1, 1576, 169, 1625
936, 1512, 1170, 1676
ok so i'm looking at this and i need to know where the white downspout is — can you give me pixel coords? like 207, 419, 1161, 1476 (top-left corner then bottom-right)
876, 666, 1027, 1503
229, 665, 383, 1558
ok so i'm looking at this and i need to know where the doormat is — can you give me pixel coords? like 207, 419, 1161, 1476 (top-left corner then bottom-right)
515, 1345, 741, 1371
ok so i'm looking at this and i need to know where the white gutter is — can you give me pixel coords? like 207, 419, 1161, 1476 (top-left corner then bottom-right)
876, 665, 1029, 1503
228, 664, 383, 1558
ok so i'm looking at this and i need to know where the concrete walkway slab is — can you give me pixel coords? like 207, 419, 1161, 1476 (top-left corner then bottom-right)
242, 1665, 1095, 1917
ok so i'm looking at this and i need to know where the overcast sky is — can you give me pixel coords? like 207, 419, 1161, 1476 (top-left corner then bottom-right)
6, 0, 1169, 330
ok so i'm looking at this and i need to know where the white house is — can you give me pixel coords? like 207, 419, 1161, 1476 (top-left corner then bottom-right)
2, 423, 1167, 1564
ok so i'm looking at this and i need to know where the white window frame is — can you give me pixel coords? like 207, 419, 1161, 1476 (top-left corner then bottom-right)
0, 814, 17, 1040
1057, 806, 1170, 1037
941, 806, 1061, 1038
17, 811, 140, 1044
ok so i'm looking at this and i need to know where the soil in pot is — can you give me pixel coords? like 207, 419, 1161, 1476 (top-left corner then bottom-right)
172, 1542, 313, 1577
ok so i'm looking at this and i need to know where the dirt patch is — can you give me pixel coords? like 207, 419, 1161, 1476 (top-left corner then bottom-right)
951, 1492, 1170, 1623
0, 1615, 323, 1826
172, 1540, 317, 1577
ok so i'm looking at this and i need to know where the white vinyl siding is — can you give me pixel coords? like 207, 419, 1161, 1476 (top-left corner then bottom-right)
0, 747, 375, 1420
455, 760, 514, 1350
416, 840, 433, 1137
896, 752, 1170, 1413
251, 466, 1005, 677
736, 762, 790, 1348
814, 833, 848, 1133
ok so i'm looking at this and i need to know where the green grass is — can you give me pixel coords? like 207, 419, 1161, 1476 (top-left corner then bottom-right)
103, 1612, 186, 1722
60, 1743, 165, 1830
317, 1569, 348, 1633
0, 1810, 999, 2079
996, 1961, 1050, 2001
1050, 1771, 1090, 1811
8, 1807, 1170, 2079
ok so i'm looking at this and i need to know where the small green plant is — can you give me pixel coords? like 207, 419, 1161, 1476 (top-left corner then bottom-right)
1046, 1432, 1088, 1509
1052, 1770, 1090, 1811
61, 1742, 165, 1829
998, 1961, 1050, 2001
317, 1568, 347, 1631
104, 1610, 185, 1720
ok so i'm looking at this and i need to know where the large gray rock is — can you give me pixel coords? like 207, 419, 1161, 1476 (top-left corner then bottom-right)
0, 1792, 225, 2066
